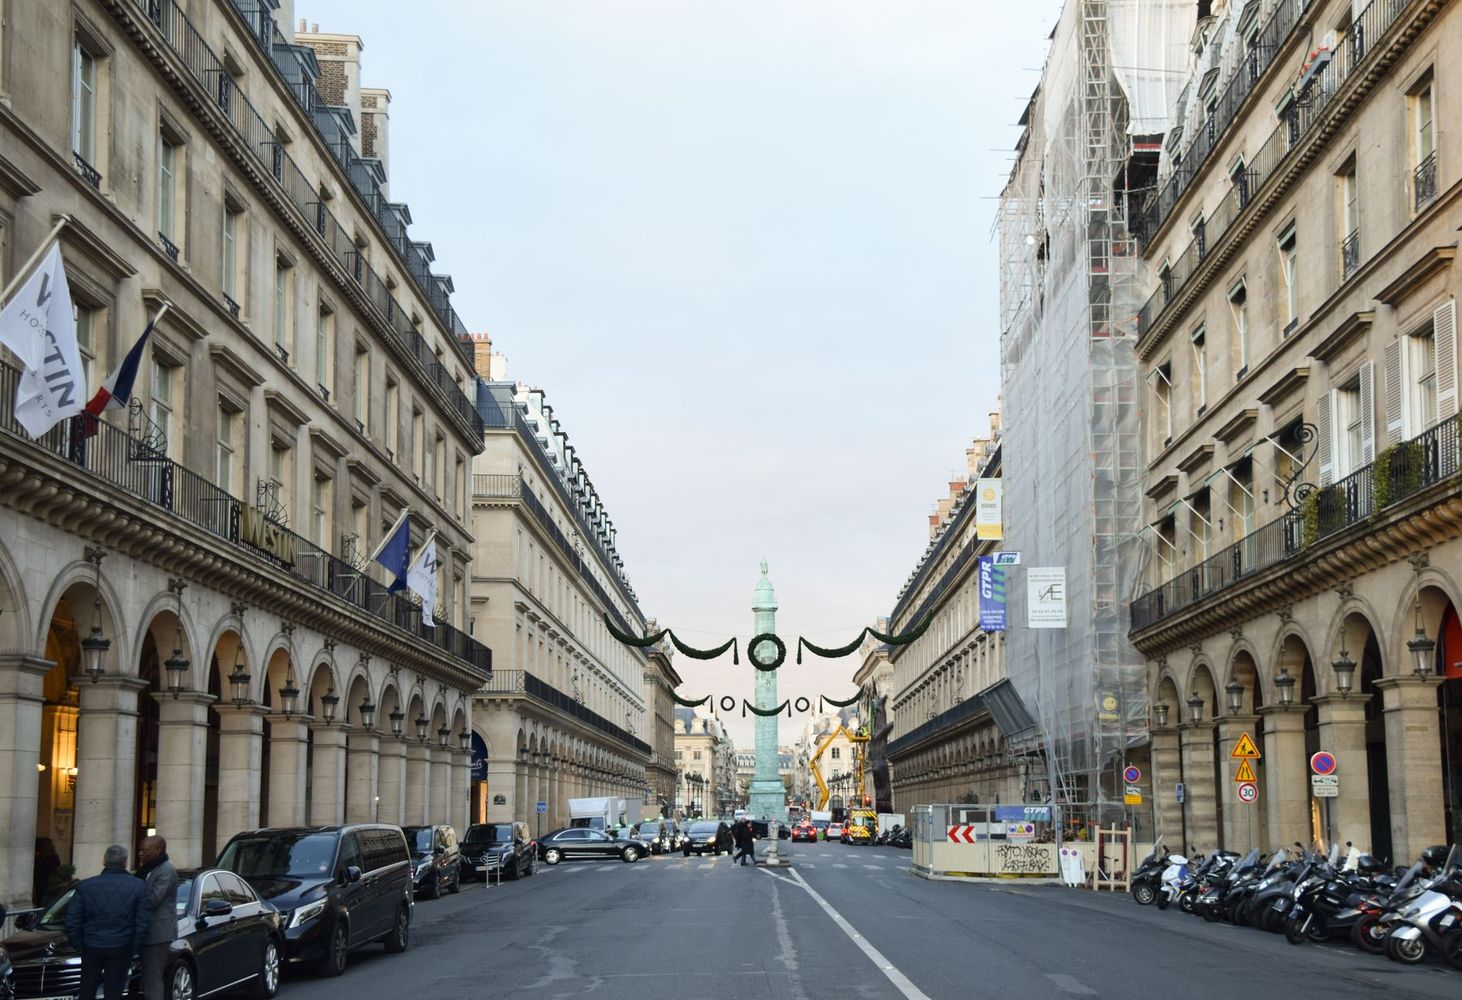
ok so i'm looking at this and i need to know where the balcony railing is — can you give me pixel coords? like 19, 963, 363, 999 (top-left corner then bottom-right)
158, 232, 180, 262
1341, 229, 1360, 280
1136, 0, 1420, 337
73, 152, 101, 189
1414, 150, 1438, 210
1132, 412, 1461, 630
117, 0, 482, 437
0, 359, 492, 677
480, 669, 650, 755
222, 292, 241, 318
886, 693, 987, 760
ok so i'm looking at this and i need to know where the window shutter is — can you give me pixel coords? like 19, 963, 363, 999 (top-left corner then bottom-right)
1384, 338, 1404, 444
1317, 389, 1334, 486
1358, 361, 1375, 464
1435, 299, 1457, 419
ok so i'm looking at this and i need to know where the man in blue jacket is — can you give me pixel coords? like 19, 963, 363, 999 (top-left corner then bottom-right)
64, 844, 151, 1000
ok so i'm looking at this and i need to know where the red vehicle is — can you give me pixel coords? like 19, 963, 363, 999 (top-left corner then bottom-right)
825, 822, 844, 841
790, 822, 817, 843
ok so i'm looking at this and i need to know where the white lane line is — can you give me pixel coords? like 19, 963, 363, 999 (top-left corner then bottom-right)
763, 867, 934, 1000
833, 863, 849, 869
1045, 973, 1096, 995
698, 862, 714, 869
863, 865, 881, 870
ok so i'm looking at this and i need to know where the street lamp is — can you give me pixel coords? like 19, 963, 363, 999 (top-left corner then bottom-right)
79, 547, 110, 683
459, 729, 471, 753
1153, 702, 1170, 728
389, 705, 404, 738
228, 654, 251, 707
1407, 593, 1436, 679
438, 724, 451, 749
164, 579, 189, 698
415, 714, 429, 743
1225, 680, 1244, 714
279, 670, 300, 719
359, 699, 376, 730
320, 686, 339, 724
1187, 695, 1204, 725
1274, 669, 1296, 709
1331, 634, 1356, 697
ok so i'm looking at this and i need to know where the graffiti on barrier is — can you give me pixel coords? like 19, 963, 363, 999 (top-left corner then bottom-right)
994, 842, 1056, 875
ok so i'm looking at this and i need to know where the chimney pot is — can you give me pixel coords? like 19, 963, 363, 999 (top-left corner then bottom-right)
312, 22, 320, 32
300, 17, 307, 31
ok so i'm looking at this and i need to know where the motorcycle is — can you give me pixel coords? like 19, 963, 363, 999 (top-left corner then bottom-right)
1284, 850, 1391, 946
1192, 848, 1259, 923
1130, 846, 1168, 906
1383, 845, 1462, 965
1156, 852, 1190, 910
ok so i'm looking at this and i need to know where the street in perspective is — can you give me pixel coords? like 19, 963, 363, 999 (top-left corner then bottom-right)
1, 1, 1461, 999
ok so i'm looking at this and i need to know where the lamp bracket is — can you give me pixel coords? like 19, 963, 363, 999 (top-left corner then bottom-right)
1408, 551, 1430, 572
83, 546, 106, 565
168, 577, 187, 596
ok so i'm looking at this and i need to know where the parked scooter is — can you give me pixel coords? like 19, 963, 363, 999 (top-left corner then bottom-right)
1130, 846, 1169, 906
1383, 845, 1462, 965
1284, 848, 1392, 945
1156, 852, 1190, 910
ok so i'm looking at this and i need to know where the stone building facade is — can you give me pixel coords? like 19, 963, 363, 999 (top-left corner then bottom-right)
673, 708, 735, 818
0, 0, 489, 908
643, 643, 681, 818
1130, 0, 1462, 862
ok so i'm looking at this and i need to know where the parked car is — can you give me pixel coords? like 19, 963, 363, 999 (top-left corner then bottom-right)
1, 869, 284, 1000
667, 821, 688, 851
538, 828, 645, 864
634, 820, 671, 854
811, 819, 829, 840
460, 822, 536, 880
402, 825, 461, 899
217, 824, 413, 977
825, 822, 844, 841
681, 820, 726, 856
791, 822, 818, 843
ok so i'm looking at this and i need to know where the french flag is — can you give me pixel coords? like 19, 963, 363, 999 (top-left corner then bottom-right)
78, 316, 156, 439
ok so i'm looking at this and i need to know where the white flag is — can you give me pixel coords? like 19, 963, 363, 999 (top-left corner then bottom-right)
406, 533, 440, 627
0, 244, 83, 437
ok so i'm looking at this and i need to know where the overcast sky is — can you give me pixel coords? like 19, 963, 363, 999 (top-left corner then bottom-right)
300, 0, 1060, 748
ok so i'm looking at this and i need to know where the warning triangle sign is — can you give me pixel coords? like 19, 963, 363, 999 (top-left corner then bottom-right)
1231, 732, 1261, 759
1234, 759, 1257, 782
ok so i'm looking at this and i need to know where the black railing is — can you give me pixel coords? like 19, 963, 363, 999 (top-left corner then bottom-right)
73, 152, 101, 189
1414, 149, 1438, 209
0, 359, 491, 677
158, 232, 180, 261
222, 292, 240, 318
118, 0, 482, 437
888, 536, 980, 659
1135, 0, 1419, 337
1341, 229, 1360, 279
472, 473, 521, 498
522, 671, 651, 755
1133, 413, 1461, 629
887, 693, 986, 760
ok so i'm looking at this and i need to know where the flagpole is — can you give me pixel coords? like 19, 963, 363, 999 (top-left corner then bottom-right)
0, 216, 71, 309
366, 507, 410, 564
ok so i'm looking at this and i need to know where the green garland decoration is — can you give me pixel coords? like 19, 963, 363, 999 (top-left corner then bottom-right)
820, 688, 865, 709
669, 691, 711, 708
747, 633, 786, 672
743, 699, 790, 717
602, 613, 738, 663
796, 614, 934, 663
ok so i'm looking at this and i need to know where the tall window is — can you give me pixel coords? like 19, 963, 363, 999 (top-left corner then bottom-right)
222, 200, 245, 307
72, 41, 97, 163
272, 257, 292, 355
1411, 72, 1437, 209
1228, 280, 1248, 377
1190, 326, 1207, 412
385, 376, 400, 456
1338, 380, 1363, 477
149, 356, 176, 456
216, 401, 243, 493
316, 306, 334, 398
1153, 362, 1173, 445
269, 441, 292, 521
1337, 159, 1358, 278
1278, 225, 1298, 333
1414, 327, 1438, 431
74, 304, 97, 388
311, 472, 333, 548
1189, 491, 1211, 563
412, 409, 425, 482
433, 435, 445, 500
157, 132, 179, 244
353, 346, 369, 427
1229, 458, 1255, 538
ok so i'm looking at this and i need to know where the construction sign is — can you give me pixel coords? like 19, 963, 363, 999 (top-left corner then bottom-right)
1234, 759, 1256, 783
1231, 732, 1261, 759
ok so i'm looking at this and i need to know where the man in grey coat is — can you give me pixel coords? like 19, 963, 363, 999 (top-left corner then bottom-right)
136, 835, 179, 1000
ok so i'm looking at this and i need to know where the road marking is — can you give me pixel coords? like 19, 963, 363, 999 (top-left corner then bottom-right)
1046, 973, 1097, 995
863, 865, 882, 870
763, 867, 933, 1000
699, 862, 714, 869
833, 863, 849, 869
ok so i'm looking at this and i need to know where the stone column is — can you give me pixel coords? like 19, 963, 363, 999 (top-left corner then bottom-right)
404, 741, 430, 825
72, 675, 148, 869
431, 747, 452, 822
1312, 694, 1373, 850
1216, 714, 1258, 853
215, 704, 268, 849
0, 656, 51, 909
152, 692, 213, 869
266, 716, 310, 828
453, 751, 472, 830
308, 722, 348, 826
1376, 677, 1445, 861
1149, 727, 1184, 850
377, 738, 407, 824
1258, 706, 1309, 849
1178, 722, 1217, 854
345, 729, 380, 823
489, 757, 518, 823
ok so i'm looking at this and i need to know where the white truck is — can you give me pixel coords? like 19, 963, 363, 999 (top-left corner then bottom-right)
568, 796, 626, 831
877, 812, 907, 838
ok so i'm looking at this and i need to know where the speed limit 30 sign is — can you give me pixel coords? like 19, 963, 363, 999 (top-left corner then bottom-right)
1237, 782, 1258, 804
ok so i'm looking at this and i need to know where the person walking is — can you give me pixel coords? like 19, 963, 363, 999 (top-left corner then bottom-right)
64, 844, 151, 1000
136, 836, 178, 1000
716, 821, 733, 858
732, 820, 752, 866
742, 820, 757, 866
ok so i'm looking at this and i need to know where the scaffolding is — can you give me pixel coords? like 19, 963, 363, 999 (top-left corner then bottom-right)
998, 0, 1194, 833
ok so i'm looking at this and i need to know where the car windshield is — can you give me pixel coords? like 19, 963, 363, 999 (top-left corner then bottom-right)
464, 825, 514, 847
688, 822, 719, 837
35, 888, 74, 928
636, 825, 660, 836
405, 828, 434, 853
218, 832, 338, 878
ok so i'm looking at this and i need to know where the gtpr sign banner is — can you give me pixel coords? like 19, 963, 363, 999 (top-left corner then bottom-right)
1026, 567, 1068, 628
976, 478, 1003, 539
978, 557, 1007, 631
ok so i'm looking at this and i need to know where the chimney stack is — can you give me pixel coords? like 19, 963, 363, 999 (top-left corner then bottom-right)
468, 332, 495, 380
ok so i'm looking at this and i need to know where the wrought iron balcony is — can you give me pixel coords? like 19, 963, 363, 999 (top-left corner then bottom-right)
222, 292, 240, 318
158, 232, 180, 262
1414, 150, 1437, 210
1340, 228, 1360, 280
73, 152, 101, 189
479, 669, 650, 755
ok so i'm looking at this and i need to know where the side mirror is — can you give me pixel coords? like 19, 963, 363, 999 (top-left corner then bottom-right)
201, 899, 233, 922
345, 865, 362, 884
15, 911, 36, 931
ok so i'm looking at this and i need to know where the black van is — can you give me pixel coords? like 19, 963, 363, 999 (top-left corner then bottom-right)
217, 824, 413, 977
401, 825, 461, 898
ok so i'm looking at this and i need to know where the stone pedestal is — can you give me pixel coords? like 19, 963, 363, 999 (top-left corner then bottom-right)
1258, 706, 1309, 849
72, 675, 149, 869
153, 692, 213, 868
377, 738, 407, 824
266, 717, 311, 828
215, 704, 268, 851
1148, 727, 1184, 850
404, 741, 430, 825
1217, 714, 1259, 853
0, 656, 52, 908
1313, 694, 1372, 850
345, 730, 379, 823
308, 722, 348, 826
1178, 722, 1217, 854
431, 747, 451, 824
1376, 677, 1445, 861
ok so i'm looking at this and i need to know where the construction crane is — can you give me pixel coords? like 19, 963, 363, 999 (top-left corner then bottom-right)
808, 723, 871, 811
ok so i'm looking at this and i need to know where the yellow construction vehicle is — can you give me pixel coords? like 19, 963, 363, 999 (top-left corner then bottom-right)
809, 723, 871, 812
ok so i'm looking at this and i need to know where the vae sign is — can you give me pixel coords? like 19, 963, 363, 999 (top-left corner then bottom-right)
1232, 731, 1260, 805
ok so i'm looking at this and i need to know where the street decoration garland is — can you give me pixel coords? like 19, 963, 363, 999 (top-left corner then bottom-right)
601, 613, 739, 663
669, 691, 711, 708
794, 614, 934, 663
819, 688, 865, 708
747, 633, 786, 672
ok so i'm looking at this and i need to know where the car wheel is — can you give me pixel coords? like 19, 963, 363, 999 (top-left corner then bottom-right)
447, 869, 461, 894
251, 938, 282, 998
544, 847, 563, 865
384, 904, 410, 954
422, 873, 440, 900
317, 920, 349, 977
622, 846, 641, 863
166, 960, 196, 1000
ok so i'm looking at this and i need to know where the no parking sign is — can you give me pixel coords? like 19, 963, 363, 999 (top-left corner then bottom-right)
1310, 751, 1337, 775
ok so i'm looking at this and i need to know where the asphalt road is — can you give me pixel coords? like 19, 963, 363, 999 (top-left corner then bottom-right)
287, 841, 1461, 1000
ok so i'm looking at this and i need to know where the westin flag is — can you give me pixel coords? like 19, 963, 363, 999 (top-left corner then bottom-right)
79, 317, 157, 439
0, 243, 84, 437
407, 534, 440, 627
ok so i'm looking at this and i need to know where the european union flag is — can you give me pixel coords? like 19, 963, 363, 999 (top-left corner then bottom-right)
373, 512, 410, 593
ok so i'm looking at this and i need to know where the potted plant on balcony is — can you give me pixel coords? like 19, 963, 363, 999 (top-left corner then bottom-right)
1372, 440, 1424, 514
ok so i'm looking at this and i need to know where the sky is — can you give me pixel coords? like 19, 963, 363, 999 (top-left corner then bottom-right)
298, 0, 1061, 747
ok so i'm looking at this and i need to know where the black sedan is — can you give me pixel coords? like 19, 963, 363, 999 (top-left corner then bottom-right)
1, 869, 283, 1000
680, 820, 727, 856
537, 828, 645, 865
460, 822, 537, 880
